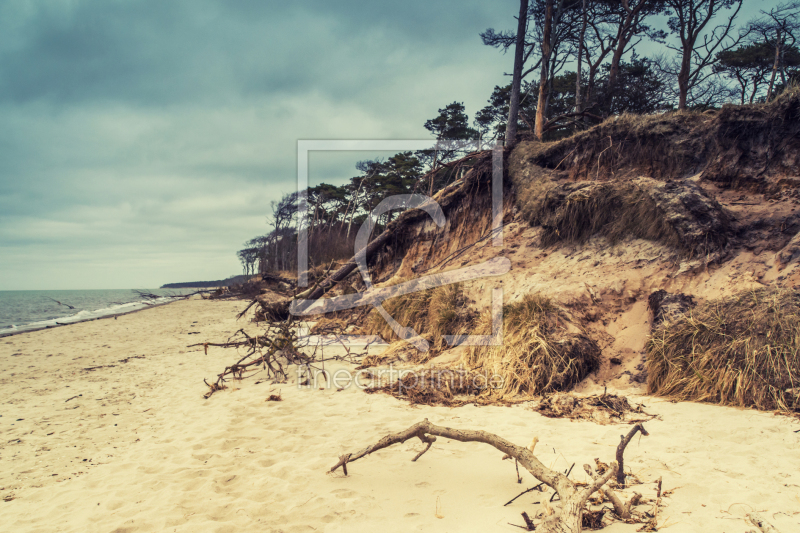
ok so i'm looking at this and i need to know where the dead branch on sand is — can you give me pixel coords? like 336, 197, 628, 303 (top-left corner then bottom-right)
195, 316, 370, 399
616, 423, 649, 486
329, 418, 651, 532
193, 321, 311, 398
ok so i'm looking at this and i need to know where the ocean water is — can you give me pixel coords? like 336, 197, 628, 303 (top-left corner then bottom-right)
0, 289, 185, 334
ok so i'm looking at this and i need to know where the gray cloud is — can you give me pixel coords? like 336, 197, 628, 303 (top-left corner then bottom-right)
0, 0, 517, 289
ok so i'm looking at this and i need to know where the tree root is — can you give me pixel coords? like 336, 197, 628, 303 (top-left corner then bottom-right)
330, 418, 627, 533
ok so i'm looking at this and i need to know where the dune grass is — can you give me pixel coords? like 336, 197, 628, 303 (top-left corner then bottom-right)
364, 281, 475, 361
463, 293, 600, 399
536, 181, 681, 248
646, 288, 800, 412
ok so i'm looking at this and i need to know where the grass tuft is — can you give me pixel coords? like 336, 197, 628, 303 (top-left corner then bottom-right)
463, 293, 600, 399
646, 288, 800, 412
364, 281, 475, 361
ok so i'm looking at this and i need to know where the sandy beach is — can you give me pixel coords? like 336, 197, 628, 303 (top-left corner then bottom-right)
1, 297, 799, 533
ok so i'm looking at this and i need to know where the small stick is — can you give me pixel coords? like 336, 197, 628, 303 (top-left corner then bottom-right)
616, 423, 649, 486
504, 483, 545, 506
65, 395, 80, 402
656, 476, 662, 498
515, 459, 522, 483
748, 512, 783, 533
521, 511, 535, 531
412, 441, 433, 462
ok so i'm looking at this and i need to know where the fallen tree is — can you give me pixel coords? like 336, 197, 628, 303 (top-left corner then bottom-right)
194, 317, 369, 399
330, 418, 649, 532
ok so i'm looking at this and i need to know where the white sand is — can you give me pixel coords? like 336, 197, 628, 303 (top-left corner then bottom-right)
1, 298, 799, 532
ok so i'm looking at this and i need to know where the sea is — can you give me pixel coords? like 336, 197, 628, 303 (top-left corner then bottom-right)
0, 289, 186, 335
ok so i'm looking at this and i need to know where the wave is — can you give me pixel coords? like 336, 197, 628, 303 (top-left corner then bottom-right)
4, 296, 175, 334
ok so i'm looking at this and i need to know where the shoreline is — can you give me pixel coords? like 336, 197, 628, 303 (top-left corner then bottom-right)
0, 298, 181, 339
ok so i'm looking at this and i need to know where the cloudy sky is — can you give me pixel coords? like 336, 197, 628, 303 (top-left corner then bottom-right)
0, 0, 774, 290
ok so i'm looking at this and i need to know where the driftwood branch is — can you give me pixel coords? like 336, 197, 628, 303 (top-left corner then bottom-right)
616, 423, 648, 486
330, 418, 620, 533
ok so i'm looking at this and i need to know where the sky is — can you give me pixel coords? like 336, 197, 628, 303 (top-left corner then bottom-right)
0, 0, 778, 290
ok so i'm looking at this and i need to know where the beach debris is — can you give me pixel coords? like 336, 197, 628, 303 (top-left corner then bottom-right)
330, 418, 654, 533
196, 317, 368, 399
521, 511, 536, 530
266, 392, 282, 401
364, 368, 489, 407
505, 483, 545, 506
534, 392, 656, 425
747, 512, 783, 533
581, 509, 605, 529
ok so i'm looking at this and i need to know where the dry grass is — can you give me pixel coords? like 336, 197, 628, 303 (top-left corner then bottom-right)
364, 281, 475, 361
511, 172, 731, 256
510, 85, 800, 190
534, 181, 681, 249
646, 288, 800, 413
463, 293, 600, 399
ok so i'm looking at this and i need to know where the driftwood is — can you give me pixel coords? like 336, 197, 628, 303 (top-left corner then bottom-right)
329, 418, 641, 533
616, 423, 649, 486
193, 322, 312, 398
196, 317, 369, 398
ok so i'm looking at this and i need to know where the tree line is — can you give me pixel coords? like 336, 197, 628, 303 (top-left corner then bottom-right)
237, 0, 799, 277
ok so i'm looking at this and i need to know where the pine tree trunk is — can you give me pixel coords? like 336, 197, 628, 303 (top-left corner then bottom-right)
534, 0, 554, 140
505, 0, 529, 148
575, 0, 587, 113
766, 31, 782, 102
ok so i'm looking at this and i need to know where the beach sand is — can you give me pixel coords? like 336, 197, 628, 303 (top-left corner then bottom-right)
1, 298, 798, 532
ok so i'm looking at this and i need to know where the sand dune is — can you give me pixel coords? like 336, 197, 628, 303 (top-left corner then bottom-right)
1, 298, 798, 532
